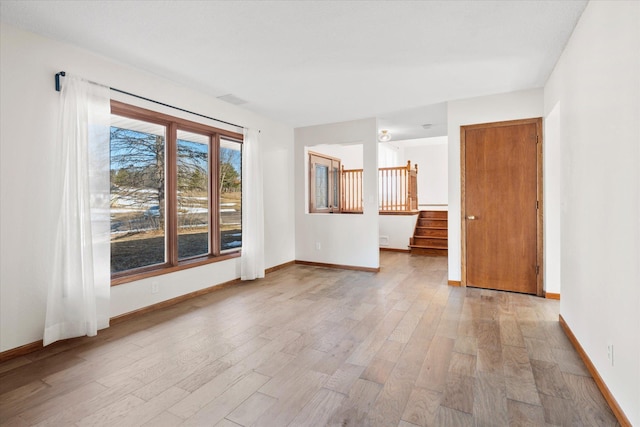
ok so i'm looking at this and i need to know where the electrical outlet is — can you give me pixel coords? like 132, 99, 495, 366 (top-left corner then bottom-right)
315, 242, 321, 251
151, 282, 159, 294
607, 344, 614, 366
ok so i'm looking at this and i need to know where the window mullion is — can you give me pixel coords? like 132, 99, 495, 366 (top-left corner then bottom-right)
211, 133, 220, 256
167, 122, 179, 266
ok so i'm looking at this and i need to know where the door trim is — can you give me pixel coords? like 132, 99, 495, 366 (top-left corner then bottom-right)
460, 118, 544, 296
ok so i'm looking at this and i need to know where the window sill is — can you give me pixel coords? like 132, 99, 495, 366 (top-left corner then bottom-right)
110, 251, 241, 286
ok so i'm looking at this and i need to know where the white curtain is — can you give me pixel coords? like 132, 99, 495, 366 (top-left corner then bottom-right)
241, 128, 265, 280
43, 74, 111, 346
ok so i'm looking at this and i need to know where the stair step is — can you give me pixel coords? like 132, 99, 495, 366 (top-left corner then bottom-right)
412, 237, 448, 248
411, 210, 448, 257
419, 210, 447, 219
409, 246, 448, 257
415, 227, 447, 238
418, 218, 447, 227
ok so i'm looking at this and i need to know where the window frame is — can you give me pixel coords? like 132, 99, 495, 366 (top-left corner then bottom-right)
110, 100, 243, 285
308, 151, 341, 213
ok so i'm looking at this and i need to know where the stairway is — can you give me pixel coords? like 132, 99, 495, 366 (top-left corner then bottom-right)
409, 210, 448, 256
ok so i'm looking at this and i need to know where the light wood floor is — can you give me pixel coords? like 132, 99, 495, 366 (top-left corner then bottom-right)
0, 252, 619, 426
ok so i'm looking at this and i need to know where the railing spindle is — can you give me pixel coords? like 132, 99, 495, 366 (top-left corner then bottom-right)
341, 162, 418, 214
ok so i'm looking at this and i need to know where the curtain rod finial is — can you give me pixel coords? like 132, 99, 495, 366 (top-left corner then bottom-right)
55, 71, 66, 92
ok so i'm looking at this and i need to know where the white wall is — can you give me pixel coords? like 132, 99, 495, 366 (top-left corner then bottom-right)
378, 142, 402, 168
295, 119, 379, 269
0, 24, 295, 352
544, 1, 640, 423
401, 136, 448, 207
447, 89, 544, 282
379, 214, 418, 250
307, 143, 363, 169
544, 101, 562, 295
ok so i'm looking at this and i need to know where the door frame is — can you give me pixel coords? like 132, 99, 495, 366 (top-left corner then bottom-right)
460, 117, 544, 296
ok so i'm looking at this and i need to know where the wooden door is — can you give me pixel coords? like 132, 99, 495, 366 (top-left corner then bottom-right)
462, 118, 542, 295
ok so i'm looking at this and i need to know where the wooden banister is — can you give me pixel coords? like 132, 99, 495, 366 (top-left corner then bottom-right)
378, 161, 418, 213
341, 166, 364, 213
339, 162, 418, 214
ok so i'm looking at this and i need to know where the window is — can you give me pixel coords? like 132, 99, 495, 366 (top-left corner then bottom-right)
110, 101, 242, 282
309, 152, 340, 213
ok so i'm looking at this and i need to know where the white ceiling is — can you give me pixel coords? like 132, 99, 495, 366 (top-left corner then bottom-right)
0, 0, 587, 140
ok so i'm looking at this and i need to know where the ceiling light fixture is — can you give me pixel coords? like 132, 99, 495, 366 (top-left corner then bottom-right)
378, 130, 391, 142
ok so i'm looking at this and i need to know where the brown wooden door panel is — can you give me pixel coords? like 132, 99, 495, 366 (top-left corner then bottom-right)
463, 120, 540, 294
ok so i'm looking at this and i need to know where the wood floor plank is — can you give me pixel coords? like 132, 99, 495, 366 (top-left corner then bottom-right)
0, 352, 87, 395
11, 381, 107, 425
397, 420, 420, 427
415, 335, 454, 392
0, 357, 31, 375
219, 336, 271, 365
33, 377, 145, 427
440, 373, 475, 414
539, 393, 582, 425
288, 387, 346, 427
530, 359, 572, 400
251, 370, 329, 427
553, 347, 591, 377
506, 398, 546, 426
502, 345, 534, 379
367, 304, 436, 426
1, 416, 30, 427
477, 345, 504, 374
169, 330, 299, 419
453, 335, 478, 355
360, 357, 396, 384
435, 316, 459, 339
473, 372, 508, 427
389, 306, 426, 343
312, 338, 358, 376
504, 373, 541, 406
562, 372, 618, 427
325, 363, 366, 394
499, 314, 525, 348
346, 309, 405, 366
400, 387, 441, 427
214, 419, 242, 427
447, 352, 476, 377
181, 372, 270, 427
225, 392, 276, 426
253, 351, 295, 377
434, 405, 474, 426
375, 340, 405, 362
76, 393, 146, 427
0, 252, 620, 427
0, 381, 50, 421
112, 386, 189, 426
476, 319, 502, 349
327, 378, 382, 427
524, 336, 556, 363
132, 351, 227, 401
173, 359, 232, 393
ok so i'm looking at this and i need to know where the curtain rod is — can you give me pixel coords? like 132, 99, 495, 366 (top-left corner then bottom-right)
54, 71, 245, 130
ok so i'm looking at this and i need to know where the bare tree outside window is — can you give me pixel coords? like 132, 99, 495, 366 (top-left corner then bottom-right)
220, 138, 242, 252
110, 117, 167, 272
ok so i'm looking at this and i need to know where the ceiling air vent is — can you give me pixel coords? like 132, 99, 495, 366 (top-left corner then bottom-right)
217, 94, 248, 106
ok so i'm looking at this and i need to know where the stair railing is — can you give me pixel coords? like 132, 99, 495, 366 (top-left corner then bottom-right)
379, 161, 418, 212
341, 166, 364, 213
338, 161, 418, 213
